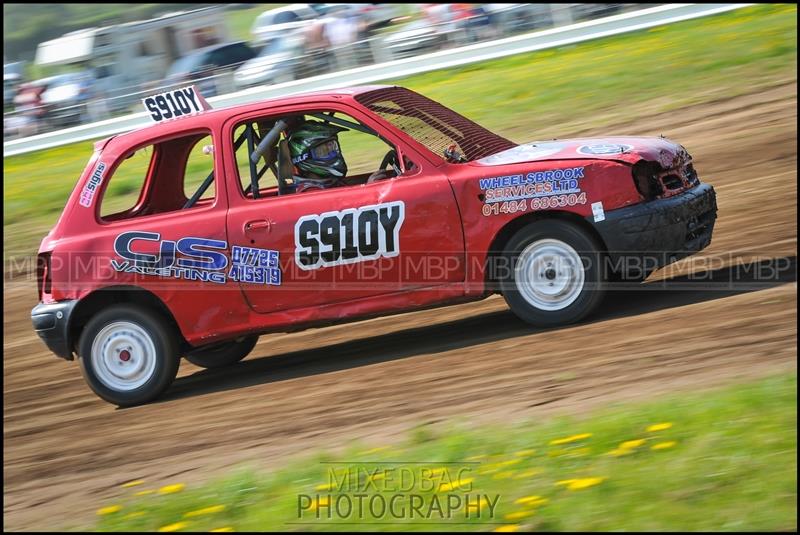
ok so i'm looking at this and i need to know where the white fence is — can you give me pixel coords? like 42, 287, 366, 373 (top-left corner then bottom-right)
3, 3, 752, 157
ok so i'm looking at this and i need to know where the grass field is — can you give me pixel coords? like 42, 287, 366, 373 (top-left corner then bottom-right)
3, 4, 796, 258
88, 373, 797, 532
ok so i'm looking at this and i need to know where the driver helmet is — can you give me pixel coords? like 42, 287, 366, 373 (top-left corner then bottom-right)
287, 120, 348, 191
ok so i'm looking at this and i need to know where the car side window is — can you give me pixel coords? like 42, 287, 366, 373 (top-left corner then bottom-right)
99, 131, 215, 222
231, 110, 412, 201
275, 11, 300, 23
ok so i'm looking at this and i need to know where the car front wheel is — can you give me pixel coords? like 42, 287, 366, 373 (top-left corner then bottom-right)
500, 220, 607, 326
78, 305, 180, 407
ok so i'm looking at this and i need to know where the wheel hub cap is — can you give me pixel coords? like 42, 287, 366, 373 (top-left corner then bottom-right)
91, 321, 157, 391
515, 238, 585, 311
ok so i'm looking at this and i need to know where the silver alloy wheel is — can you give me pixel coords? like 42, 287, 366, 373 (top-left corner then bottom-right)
514, 238, 585, 311
90, 321, 157, 391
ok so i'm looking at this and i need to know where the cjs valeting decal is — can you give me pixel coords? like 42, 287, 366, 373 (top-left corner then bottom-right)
295, 201, 405, 270
112, 231, 281, 286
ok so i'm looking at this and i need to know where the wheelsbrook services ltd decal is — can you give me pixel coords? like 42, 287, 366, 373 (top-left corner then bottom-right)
479, 167, 587, 217
295, 201, 405, 271
79, 162, 107, 208
142, 86, 206, 123
111, 232, 281, 286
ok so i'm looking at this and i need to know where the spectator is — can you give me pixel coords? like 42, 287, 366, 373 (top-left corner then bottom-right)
324, 11, 359, 70
302, 17, 332, 77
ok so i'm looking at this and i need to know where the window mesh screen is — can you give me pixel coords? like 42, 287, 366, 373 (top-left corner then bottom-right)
355, 87, 515, 162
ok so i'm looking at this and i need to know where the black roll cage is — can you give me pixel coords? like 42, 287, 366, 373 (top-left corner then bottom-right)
183, 111, 393, 209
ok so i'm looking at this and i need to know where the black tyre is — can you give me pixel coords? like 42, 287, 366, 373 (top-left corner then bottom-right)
184, 335, 258, 369
78, 305, 180, 407
500, 219, 607, 326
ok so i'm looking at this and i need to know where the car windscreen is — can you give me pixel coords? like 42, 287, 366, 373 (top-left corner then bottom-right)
355, 87, 515, 162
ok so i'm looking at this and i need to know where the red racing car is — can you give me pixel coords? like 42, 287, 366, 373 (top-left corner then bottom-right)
31, 85, 717, 405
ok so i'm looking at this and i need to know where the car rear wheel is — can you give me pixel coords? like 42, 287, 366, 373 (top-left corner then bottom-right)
78, 305, 179, 407
184, 335, 258, 369
500, 220, 607, 326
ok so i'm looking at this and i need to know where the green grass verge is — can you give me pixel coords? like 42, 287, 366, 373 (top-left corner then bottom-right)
3, 4, 796, 256
89, 373, 797, 532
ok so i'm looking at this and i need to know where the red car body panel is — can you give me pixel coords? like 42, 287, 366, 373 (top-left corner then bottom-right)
34, 85, 716, 352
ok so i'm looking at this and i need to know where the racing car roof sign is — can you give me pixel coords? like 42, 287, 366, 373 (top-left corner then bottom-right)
142, 85, 211, 123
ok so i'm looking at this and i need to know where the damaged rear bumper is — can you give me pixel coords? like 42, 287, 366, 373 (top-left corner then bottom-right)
592, 183, 718, 279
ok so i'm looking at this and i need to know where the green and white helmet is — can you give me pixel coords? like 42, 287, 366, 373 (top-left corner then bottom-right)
287, 121, 348, 189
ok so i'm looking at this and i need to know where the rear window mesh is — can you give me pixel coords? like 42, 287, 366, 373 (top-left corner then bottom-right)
355, 87, 515, 162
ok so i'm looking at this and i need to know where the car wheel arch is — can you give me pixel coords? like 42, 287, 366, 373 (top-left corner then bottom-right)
484, 210, 609, 290
68, 286, 187, 357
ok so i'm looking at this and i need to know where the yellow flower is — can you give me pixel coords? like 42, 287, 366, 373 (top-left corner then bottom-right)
494, 525, 520, 533
651, 441, 677, 450
123, 511, 145, 520
620, 439, 646, 450
647, 423, 673, 432
514, 495, 546, 506
210, 529, 234, 533
608, 448, 633, 457
555, 479, 576, 486
505, 510, 534, 520
369, 471, 387, 482
513, 468, 541, 479
549, 433, 592, 445
493, 470, 515, 480
439, 477, 474, 492
315, 482, 336, 491
514, 449, 535, 457
158, 521, 189, 532
135, 489, 154, 496
362, 446, 388, 455
466, 454, 486, 462
311, 497, 330, 510
158, 483, 186, 495
121, 479, 145, 488
566, 477, 605, 490
96, 505, 122, 515
184, 505, 226, 518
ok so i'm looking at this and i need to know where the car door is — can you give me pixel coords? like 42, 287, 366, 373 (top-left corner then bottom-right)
223, 104, 466, 315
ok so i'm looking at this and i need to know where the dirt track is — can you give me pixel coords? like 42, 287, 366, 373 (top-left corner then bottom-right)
3, 84, 797, 530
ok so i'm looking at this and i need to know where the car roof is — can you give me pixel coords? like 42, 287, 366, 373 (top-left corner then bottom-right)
106, 85, 394, 148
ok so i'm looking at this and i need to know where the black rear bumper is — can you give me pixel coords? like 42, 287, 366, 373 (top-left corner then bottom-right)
591, 183, 718, 279
31, 300, 77, 360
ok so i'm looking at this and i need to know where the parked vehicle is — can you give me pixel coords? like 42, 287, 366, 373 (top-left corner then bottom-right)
165, 41, 256, 97
4, 62, 25, 108
234, 35, 305, 89
34, 7, 230, 112
39, 72, 95, 128
251, 3, 319, 44
309, 3, 399, 32
484, 4, 554, 35
381, 19, 449, 59
31, 85, 717, 406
